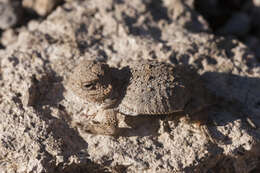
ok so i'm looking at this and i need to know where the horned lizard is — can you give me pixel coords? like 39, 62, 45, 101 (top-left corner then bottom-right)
68, 59, 214, 137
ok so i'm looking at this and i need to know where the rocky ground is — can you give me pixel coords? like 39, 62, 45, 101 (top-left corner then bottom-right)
0, 0, 260, 172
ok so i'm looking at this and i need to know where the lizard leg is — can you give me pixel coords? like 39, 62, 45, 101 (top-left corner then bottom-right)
81, 109, 118, 135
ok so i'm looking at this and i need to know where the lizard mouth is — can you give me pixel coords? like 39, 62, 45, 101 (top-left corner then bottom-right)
86, 83, 114, 103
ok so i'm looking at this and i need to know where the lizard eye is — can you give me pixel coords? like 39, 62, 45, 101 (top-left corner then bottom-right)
82, 82, 96, 90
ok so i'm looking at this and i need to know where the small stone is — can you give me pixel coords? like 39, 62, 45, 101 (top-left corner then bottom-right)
0, 0, 22, 29
253, 0, 260, 6
22, 0, 62, 16
0, 29, 18, 46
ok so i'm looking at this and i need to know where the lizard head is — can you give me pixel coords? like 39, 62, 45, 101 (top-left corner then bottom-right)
68, 60, 116, 106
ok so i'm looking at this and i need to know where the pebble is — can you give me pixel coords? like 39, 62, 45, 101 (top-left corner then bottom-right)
0, 0, 21, 29
22, 0, 62, 16
253, 0, 260, 7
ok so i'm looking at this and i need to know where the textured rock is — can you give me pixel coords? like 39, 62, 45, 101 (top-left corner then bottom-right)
0, 0, 259, 172
164, 0, 210, 32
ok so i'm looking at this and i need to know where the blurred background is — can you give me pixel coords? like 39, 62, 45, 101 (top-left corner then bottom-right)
1, 0, 260, 62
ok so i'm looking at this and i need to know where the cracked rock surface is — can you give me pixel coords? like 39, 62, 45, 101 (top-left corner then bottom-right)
0, 0, 260, 172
